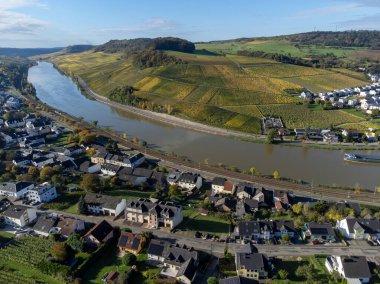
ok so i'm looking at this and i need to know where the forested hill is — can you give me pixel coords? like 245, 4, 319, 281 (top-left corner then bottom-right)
0, 47, 63, 57
62, 45, 94, 54
283, 31, 380, 49
208, 31, 380, 49
95, 37, 195, 54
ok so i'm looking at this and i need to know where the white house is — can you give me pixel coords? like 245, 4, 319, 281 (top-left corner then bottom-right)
26, 182, 58, 203
177, 172, 202, 191
325, 255, 371, 283
0, 181, 34, 200
84, 193, 126, 217
2, 205, 37, 227
336, 217, 380, 240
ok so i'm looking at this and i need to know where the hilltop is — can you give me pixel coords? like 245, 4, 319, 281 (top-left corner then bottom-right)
44, 33, 378, 134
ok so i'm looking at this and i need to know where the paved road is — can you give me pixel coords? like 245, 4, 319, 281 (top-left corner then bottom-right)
43, 209, 380, 258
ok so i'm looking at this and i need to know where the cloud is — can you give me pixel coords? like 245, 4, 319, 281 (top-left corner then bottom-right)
0, 0, 46, 35
336, 12, 380, 29
97, 18, 177, 34
289, 3, 359, 19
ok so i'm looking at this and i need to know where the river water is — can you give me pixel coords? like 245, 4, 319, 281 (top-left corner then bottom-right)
28, 62, 378, 189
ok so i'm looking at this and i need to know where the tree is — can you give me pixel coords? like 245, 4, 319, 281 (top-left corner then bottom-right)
207, 277, 218, 284
133, 137, 139, 145
354, 183, 361, 194
273, 170, 280, 180
40, 166, 55, 181
92, 120, 98, 127
281, 234, 290, 243
278, 269, 289, 280
28, 166, 39, 178
122, 253, 136, 266
249, 167, 256, 176
51, 175, 64, 187
80, 174, 101, 192
51, 242, 68, 263
292, 202, 303, 215
266, 129, 278, 144
168, 184, 182, 201
66, 234, 83, 252
77, 195, 87, 214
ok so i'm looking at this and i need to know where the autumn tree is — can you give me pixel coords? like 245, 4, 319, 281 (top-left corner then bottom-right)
80, 174, 101, 192
40, 166, 55, 181
51, 242, 68, 263
273, 170, 280, 179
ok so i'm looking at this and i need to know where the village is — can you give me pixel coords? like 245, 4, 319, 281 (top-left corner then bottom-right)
0, 89, 379, 283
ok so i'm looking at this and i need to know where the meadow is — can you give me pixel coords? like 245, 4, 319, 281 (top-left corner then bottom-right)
50, 45, 369, 134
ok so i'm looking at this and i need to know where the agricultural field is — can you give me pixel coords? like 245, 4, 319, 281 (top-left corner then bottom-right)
50, 43, 369, 134
0, 236, 62, 284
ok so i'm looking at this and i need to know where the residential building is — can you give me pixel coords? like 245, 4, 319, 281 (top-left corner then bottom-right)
33, 215, 57, 237
84, 193, 126, 217
117, 232, 146, 255
2, 205, 37, 227
100, 163, 120, 176
0, 181, 34, 200
26, 182, 57, 203
304, 222, 335, 242
235, 252, 269, 280
125, 198, 183, 229
325, 255, 371, 283
236, 185, 256, 200
55, 216, 85, 238
336, 217, 380, 240
83, 220, 114, 247
177, 172, 202, 191
147, 239, 170, 262
212, 177, 236, 195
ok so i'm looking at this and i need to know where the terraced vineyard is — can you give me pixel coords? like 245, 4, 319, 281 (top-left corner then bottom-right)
50, 47, 368, 134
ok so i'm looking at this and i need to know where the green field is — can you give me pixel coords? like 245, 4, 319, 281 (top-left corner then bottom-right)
50, 43, 369, 134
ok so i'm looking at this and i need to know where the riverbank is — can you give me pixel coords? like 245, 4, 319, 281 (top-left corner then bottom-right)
75, 74, 380, 151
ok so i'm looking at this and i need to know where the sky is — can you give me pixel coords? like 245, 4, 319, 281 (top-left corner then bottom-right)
1, 0, 380, 48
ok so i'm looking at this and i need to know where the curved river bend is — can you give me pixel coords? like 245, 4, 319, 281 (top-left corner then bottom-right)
28, 62, 377, 189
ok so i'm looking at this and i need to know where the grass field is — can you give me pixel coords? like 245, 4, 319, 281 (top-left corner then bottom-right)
50, 43, 369, 134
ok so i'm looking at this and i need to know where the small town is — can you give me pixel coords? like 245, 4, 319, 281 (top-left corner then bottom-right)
0, 86, 380, 284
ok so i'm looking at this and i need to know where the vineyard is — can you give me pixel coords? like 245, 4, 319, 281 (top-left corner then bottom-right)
50, 46, 369, 133
0, 236, 61, 284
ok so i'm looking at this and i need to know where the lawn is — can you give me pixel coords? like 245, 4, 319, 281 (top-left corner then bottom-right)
178, 212, 231, 234
82, 246, 160, 284
0, 231, 13, 243
104, 189, 153, 200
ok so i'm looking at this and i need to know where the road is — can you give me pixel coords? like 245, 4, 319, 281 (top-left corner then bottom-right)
44, 209, 380, 258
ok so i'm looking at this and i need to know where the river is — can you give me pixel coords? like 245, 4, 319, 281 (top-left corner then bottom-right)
28, 61, 377, 189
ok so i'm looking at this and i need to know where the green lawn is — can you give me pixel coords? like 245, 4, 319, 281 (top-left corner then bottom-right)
104, 189, 153, 200
179, 213, 231, 234
0, 231, 14, 243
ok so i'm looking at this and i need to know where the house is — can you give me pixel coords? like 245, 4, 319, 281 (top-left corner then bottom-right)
79, 160, 101, 174
219, 276, 259, 284
5, 119, 24, 128
2, 205, 37, 227
125, 198, 183, 229
26, 182, 57, 203
304, 222, 335, 242
167, 171, 181, 185
177, 172, 202, 191
55, 216, 85, 238
0, 198, 12, 213
148, 241, 199, 284
0, 181, 34, 200
84, 193, 126, 217
92, 151, 145, 169
215, 197, 237, 212
235, 252, 269, 280
33, 215, 57, 237
101, 163, 120, 176
118, 173, 147, 186
117, 232, 146, 255
147, 239, 170, 262
212, 177, 236, 195
31, 156, 54, 168
336, 217, 380, 240
233, 220, 296, 243
235, 199, 258, 218
323, 131, 340, 143
83, 220, 114, 247
236, 185, 256, 199
325, 255, 371, 283
12, 155, 31, 166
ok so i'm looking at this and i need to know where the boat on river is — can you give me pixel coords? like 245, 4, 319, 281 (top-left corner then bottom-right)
344, 153, 380, 164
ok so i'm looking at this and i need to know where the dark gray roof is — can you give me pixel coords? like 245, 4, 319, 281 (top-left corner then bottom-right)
307, 222, 334, 236
85, 220, 113, 242
341, 256, 371, 278
101, 163, 120, 172
147, 239, 169, 257
212, 177, 227, 186
219, 276, 259, 284
165, 243, 199, 267
2, 205, 29, 219
176, 258, 196, 281
345, 218, 380, 234
84, 193, 122, 209
126, 198, 181, 218
132, 168, 153, 179
179, 172, 199, 184
236, 253, 268, 271
238, 221, 260, 236
0, 181, 33, 193
33, 215, 56, 233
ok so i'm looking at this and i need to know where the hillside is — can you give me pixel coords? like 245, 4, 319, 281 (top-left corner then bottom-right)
48, 41, 368, 134
0, 47, 63, 57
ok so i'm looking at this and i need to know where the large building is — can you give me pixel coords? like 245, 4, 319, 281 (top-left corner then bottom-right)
2, 205, 37, 227
235, 252, 269, 280
325, 255, 371, 283
84, 193, 126, 217
26, 182, 57, 203
336, 217, 380, 240
0, 182, 34, 200
125, 198, 183, 229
